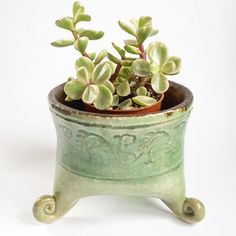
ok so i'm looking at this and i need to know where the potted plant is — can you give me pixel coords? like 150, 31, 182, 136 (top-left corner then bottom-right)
33, 1, 205, 224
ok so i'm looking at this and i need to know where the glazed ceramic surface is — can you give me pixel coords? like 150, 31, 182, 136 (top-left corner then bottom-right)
33, 81, 205, 224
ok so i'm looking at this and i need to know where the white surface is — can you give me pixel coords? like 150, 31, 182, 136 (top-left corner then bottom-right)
0, 0, 236, 235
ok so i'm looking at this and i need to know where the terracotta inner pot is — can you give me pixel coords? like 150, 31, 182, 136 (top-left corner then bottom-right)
50, 81, 193, 116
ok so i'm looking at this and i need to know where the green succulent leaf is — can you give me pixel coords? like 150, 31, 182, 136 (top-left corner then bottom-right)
74, 14, 91, 24
120, 60, 133, 66
150, 29, 159, 36
94, 85, 113, 110
55, 17, 74, 31
106, 61, 116, 74
92, 62, 112, 84
118, 67, 131, 80
132, 59, 151, 76
94, 50, 107, 64
112, 42, 126, 58
76, 29, 104, 40
138, 16, 152, 28
107, 53, 120, 64
136, 86, 147, 96
82, 84, 99, 104
73, 1, 85, 21
137, 26, 152, 44
124, 45, 140, 55
151, 73, 169, 93
74, 37, 88, 54
118, 21, 136, 36
88, 52, 96, 60
103, 80, 115, 94
76, 67, 89, 83
75, 56, 94, 76
132, 96, 157, 107
149, 63, 160, 75
162, 56, 181, 75
147, 42, 168, 65
65, 96, 73, 102
64, 79, 87, 100
116, 80, 131, 97
118, 98, 133, 109
111, 95, 119, 107
124, 39, 139, 47
51, 39, 74, 47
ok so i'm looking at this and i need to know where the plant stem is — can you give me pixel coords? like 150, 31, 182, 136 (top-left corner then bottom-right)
72, 28, 91, 59
110, 63, 122, 82
139, 44, 146, 60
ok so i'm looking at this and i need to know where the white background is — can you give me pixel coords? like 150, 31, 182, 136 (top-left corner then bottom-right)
0, 0, 236, 235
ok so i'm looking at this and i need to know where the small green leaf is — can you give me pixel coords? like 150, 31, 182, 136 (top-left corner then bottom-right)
137, 26, 152, 44
150, 29, 159, 36
147, 42, 168, 65
130, 18, 139, 29
118, 21, 136, 36
51, 39, 74, 47
76, 67, 89, 83
136, 86, 147, 96
132, 96, 157, 107
67, 77, 73, 82
82, 84, 99, 104
111, 95, 119, 107
64, 79, 87, 100
74, 14, 91, 24
103, 80, 115, 94
120, 60, 133, 66
55, 17, 74, 31
73, 1, 81, 18
65, 96, 74, 102
107, 53, 120, 64
151, 73, 169, 93
106, 61, 116, 74
112, 42, 126, 58
124, 45, 140, 55
149, 63, 160, 74
92, 62, 112, 84
76, 29, 104, 40
116, 80, 131, 97
162, 56, 181, 75
138, 16, 152, 28
118, 98, 132, 108
73, 2, 86, 23
74, 37, 88, 54
75, 56, 94, 76
88, 52, 96, 60
118, 67, 131, 80
132, 59, 151, 76
124, 39, 139, 47
94, 50, 107, 64
94, 85, 113, 110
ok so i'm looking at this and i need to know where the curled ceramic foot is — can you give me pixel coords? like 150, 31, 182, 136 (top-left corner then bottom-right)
33, 195, 58, 224
163, 197, 205, 224
181, 197, 205, 223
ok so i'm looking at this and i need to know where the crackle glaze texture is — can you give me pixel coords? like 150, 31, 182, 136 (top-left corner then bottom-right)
33, 81, 205, 224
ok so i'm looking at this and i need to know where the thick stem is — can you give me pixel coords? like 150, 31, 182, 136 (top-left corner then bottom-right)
139, 44, 146, 60
110, 63, 122, 82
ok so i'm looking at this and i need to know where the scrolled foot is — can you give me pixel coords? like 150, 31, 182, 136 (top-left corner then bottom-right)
33, 195, 58, 224
181, 197, 205, 224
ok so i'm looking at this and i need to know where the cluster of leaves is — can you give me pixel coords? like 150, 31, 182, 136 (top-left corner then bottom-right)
52, 1, 181, 110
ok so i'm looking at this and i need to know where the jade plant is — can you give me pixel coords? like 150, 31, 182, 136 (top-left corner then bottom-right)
51, 1, 181, 110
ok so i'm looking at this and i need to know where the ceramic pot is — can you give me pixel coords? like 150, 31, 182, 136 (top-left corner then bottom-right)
33, 81, 205, 224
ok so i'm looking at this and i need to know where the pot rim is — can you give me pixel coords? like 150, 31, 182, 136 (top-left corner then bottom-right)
48, 80, 193, 118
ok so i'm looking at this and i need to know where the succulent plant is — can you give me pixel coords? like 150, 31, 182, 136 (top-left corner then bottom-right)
51, 1, 182, 111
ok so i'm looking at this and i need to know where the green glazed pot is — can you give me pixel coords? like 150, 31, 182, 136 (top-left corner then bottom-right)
33, 81, 205, 224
